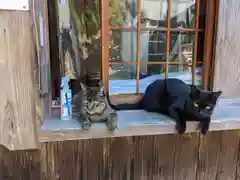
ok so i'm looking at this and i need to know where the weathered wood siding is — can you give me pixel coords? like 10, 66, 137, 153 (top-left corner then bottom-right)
0, 131, 239, 180
0, 11, 39, 150
213, 0, 240, 97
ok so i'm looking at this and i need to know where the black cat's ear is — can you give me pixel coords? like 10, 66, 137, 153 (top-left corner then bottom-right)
212, 91, 222, 101
190, 84, 201, 99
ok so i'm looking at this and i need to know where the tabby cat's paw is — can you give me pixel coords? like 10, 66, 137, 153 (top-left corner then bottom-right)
82, 121, 91, 130
107, 113, 117, 131
107, 120, 117, 131
176, 123, 186, 134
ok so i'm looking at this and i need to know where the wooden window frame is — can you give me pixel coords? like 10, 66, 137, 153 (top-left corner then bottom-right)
38, 0, 240, 143
101, 0, 218, 98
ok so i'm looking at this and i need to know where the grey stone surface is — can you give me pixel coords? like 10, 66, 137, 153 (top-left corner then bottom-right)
41, 98, 240, 132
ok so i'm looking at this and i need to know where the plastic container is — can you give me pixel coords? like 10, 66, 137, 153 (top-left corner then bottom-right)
60, 76, 72, 120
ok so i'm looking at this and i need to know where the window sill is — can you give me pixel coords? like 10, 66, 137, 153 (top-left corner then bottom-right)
38, 98, 240, 142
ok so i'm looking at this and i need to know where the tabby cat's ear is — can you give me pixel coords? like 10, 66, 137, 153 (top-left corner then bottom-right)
99, 86, 104, 93
98, 80, 104, 87
80, 82, 87, 92
98, 81, 105, 92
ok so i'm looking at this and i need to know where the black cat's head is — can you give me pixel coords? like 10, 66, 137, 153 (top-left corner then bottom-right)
190, 85, 222, 117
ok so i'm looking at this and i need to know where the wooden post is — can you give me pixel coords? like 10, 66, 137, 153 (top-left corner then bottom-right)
0, 11, 39, 150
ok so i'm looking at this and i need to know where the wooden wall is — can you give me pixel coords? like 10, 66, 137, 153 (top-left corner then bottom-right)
0, 131, 239, 180
213, 0, 240, 97
0, 11, 39, 150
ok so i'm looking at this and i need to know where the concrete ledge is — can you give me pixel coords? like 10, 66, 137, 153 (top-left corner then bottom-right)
39, 98, 240, 142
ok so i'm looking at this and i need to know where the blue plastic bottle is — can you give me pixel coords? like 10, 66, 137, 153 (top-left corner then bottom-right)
60, 76, 72, 120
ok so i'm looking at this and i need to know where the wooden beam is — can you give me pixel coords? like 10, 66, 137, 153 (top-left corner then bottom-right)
213, 0, 240, 97
0, 11, 39, 150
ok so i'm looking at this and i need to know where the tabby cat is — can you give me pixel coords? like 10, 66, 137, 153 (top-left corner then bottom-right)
72, 82, 117, 131
106, 78, 222, 135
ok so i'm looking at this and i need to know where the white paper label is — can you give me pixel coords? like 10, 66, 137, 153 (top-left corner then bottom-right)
0, 0, 29, 11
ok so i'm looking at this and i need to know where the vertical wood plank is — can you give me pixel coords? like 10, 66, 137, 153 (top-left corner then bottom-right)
196, 132, 221, 180
236, 140, 240, 180
101, 0, 110, 92
173, 133, 199, 180
151, 135, 176, 180
213, 0, 240, 96
0, 145, 40, 180
136, 0, 141, 93
165, 0, 171, 78
104, 137, 133, 180
0, 134, 239, 179
132, 135, 178, 180
216, 131, 239, 180
0, 12, 39, 150
43, 140, 84, 180
132, 136, 155, 180
202, 0, 216, 89
195, 131, 239, 180
192, 0, 200, 85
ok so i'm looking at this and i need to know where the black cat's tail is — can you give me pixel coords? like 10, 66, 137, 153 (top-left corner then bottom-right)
105, 92, 142, 110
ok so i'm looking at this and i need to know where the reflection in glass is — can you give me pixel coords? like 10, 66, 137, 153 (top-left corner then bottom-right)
147, 31, 166, 62
57, 0, 102, 78
109, 63, 138, 80
171, 0, 196, 29
168, 65, 202, 86
109, 30, 149, 73
109, 0, 138, 27
109, 30, 137, 62
141, 0, 168, 28
169, 32, 194, 63
109, 63, 138, 94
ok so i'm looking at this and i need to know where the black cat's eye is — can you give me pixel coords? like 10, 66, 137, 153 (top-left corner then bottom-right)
194, 102, 199, 107
205, 106, 211, 110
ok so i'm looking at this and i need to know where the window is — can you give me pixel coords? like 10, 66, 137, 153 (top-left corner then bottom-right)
101, 0, 213, 98
40, 0, 216, 130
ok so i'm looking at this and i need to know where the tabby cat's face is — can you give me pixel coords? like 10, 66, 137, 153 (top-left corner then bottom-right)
86, 87, 104, 102
80, 82, 105, 103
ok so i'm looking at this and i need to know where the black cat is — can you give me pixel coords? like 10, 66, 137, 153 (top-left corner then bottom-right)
106, 78, 222, 135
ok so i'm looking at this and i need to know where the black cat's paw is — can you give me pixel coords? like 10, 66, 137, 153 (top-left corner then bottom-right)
200, 123, 209, 135
199, 117, 210, 135
176, 123, 186, 134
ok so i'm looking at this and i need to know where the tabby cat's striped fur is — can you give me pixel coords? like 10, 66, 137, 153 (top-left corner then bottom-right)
72, 82, 117, 131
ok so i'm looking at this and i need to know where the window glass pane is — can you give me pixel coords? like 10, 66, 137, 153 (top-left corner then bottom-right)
168, 64, 202, 85
138, 64, 165, 93
141, 0, 168, 28
108, 0, 206, 94
109, 0, 138, 27
170, 0, 196, 29
109, 62, 137, 94
169, 32, 194, 62
147, 31, 166, 62
109, 30, 137, 62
